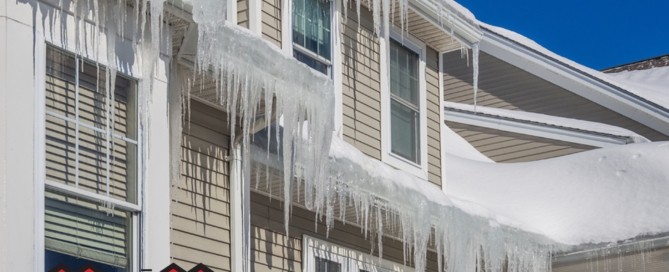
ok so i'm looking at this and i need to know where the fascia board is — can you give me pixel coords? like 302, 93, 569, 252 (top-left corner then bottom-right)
408, 0, 483, 45
444, 109, 629, 148
480, 30, 669, 136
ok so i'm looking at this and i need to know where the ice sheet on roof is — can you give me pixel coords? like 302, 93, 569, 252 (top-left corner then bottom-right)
444, 141, 669, 246
479, 22, 669, 110
444, 101, 650, 143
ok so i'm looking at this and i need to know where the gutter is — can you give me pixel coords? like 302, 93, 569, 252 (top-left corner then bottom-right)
444, 107, 637, 148
408, 0, 483, 45
552, 235, 669, 266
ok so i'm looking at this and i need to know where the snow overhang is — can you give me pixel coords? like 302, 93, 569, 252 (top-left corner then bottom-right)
479, 26, 669, 137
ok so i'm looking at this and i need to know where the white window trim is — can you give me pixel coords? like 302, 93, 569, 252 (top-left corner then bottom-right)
283, 0, 343, 137
303, 235, 415, 272
380, 25, 429, 180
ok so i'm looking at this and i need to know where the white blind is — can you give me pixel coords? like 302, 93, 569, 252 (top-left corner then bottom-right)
45, 191, 132, 268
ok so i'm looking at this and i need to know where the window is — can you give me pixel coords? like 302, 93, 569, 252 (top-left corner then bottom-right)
390, 39, 420, 164
292, 0, 331, 75
43, 46, 139, 272
304, 235, 412, 272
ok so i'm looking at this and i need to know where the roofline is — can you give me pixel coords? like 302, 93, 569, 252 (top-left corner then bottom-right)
444, 107, 632, 148
600, 53, 669, 72
479, 27, 669, 136
552, 233, 669, 266
409, 0, 483, 45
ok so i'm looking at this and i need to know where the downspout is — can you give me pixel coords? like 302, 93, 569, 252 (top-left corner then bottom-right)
228, 146, 249, 272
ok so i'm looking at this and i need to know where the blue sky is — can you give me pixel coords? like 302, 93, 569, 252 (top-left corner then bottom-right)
456, 0, 669, 70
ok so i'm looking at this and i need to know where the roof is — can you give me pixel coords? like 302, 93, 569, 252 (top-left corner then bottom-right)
602, 54, 669, 74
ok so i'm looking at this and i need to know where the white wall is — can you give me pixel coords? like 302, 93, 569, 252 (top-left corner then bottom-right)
0, 0, 173, 270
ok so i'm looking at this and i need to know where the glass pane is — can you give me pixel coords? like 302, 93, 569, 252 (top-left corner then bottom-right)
315, 257, 341, 272
293, 0, 331, 60
390, 39, 419, 106
391, 99, 420, 163
77, 125, 109, 197
294, 50, 328, 75
45, 191, 132, 272
111, 138, 138, 204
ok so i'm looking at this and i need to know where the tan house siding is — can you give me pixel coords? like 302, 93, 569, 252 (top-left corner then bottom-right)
341, 2, 382, 160
172, 100, 232, 271
442, 50, 669, 142
425, 46, 441, 187
553, 246, 669, 272
262, 0, 282, 48
250, 191, 440, 272
446, 121, 597, 163
238, 0, 250, 28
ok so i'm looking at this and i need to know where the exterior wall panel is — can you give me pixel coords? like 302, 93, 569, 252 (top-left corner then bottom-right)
446, 121, 597, 163
238, 0, 250, 28
172, 100, 232, 271
425, 46, 441, 187
442, 50, 669, 142
261, 0, 282, 48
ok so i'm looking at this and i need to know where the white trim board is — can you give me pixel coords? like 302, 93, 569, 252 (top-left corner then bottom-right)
480, 29, 669, 137
443, 108, 630, 148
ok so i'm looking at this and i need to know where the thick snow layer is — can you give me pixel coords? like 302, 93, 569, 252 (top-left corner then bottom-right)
444, 142, 669, 245
444, 101, 650, 142
480, 22, 669, 110
604, 67, 669, 107
441, 123, 494, 162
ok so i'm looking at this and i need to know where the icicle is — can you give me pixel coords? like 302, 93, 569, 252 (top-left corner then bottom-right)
472, 42, 480, 112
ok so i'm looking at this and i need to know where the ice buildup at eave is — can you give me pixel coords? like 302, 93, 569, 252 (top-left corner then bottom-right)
251, 130, 555, 272
444, 142, 669, 246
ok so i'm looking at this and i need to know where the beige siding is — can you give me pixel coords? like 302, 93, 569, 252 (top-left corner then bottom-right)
425, 46, 441, 187
446, 121, 597, 163
553, 246, 669, 272
442, 50, 669, 142
262, 0, 282, 48
238, 0, 250, 28
250, 192, 440, 272
341, 1, 382, 160
172, 100, 232, 271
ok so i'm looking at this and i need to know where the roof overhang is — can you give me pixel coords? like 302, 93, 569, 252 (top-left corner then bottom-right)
480, 27, 669, 137
444, 107, 634, 148
408, 0, 483, 46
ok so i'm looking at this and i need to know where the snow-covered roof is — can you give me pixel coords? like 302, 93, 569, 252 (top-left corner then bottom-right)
444, 101, 650, 144
479, 22, 669, 112
443, 141, 669, 246
441, 123, 494, 162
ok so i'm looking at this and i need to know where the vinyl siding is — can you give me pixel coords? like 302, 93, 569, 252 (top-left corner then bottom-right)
250, 191, 440, 272
262, 0, 282, 48
341, 1, 382, 160
238, 0, 250, 28
425, 46, 441, 187
172, 100, 232, 271
442, 50, 669, 142
553, 246, 669, 272
446, 121, 597, 163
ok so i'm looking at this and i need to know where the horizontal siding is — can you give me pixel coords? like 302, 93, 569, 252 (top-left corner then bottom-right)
553, 246, 669, 272
172, 100, 232, 272
446, 121, 597, 163
261, 0, 282, 48
425, 46, 441, 187
238, 0, 249, 28
341, 1, 382, 160
442, 50, 669, 142
250, 191, 440, 272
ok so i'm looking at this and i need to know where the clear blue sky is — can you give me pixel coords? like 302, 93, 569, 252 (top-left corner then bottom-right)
456, 0, 669, 70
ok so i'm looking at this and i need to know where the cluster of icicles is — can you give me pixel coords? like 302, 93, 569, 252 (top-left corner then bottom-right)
44, 0, 530, 271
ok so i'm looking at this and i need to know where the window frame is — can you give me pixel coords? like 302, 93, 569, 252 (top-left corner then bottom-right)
303, 235, 415, 272
36, 40, 141, 272
288, 0, 335, 77
380, 26, 429, 180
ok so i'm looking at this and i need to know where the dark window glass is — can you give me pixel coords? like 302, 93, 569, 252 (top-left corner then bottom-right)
294, 50, 328, 75
315, 257, 341, 272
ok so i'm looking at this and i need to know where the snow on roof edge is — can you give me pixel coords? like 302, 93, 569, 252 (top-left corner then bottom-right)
478, 23, 669, 114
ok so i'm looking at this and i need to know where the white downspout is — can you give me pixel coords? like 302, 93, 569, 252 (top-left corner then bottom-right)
229, 145, 250, 272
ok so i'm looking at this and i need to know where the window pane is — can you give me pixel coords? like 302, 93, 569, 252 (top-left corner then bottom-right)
391, 99, 420, 163
315, 257, 341, 272
389, 39, 419, 106
294, 50, 328, 75
293, 0, 331, 60
45, 191, 132, 272
46, 46, 138, 204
